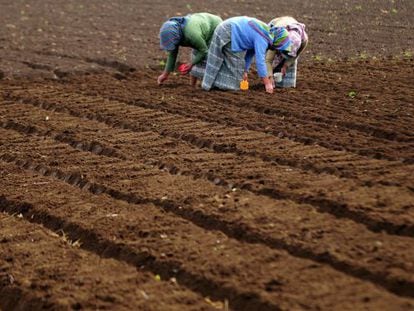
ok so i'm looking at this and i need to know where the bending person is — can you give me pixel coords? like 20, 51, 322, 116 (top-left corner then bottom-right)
201, 16, 291, 93
265, 16, 308, 88
158, 13, 222, 86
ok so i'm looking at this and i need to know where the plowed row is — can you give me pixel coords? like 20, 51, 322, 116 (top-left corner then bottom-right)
0, 60, 413, 309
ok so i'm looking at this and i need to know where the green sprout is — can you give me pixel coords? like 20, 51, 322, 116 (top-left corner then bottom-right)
313, 54, 323, 61
348, 91, 357, 99
403, 50, 412, 58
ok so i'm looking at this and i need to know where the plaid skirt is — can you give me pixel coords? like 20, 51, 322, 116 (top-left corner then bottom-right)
274, 58, 298, 88
201, 22, 246, 91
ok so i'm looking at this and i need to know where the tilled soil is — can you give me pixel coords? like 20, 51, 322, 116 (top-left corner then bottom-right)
1, 60, 414, 309
1, 0, 414, 310
0, 0, 413, 79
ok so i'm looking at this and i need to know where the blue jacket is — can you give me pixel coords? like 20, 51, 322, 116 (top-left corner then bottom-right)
228, 16, 270, 78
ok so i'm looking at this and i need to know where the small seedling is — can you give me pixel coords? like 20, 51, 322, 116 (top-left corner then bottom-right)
403, 51, 412, 58
60, 230, 81, 247
313, 54, 323, 61
348, 91, 357, 98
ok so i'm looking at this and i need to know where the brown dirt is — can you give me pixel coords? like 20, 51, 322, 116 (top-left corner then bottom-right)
0, 0, 414, 310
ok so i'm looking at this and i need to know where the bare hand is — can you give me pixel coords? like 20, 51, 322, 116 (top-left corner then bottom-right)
243, 72, 248, 81
262, 77, 274, 94
265, 82, 274, 94
157, 72, 169, 85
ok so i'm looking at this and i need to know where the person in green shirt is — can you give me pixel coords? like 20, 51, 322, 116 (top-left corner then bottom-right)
158, 13, 222, 86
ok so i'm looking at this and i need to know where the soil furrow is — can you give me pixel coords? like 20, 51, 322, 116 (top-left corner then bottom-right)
0, 1, 413, 308
131, 93, 414, 144
1, 99, 413, 236
5, 88, 413, 189
1, 162, 414, 310
0, 128, 414, 299
65, 69, 414, 163
0, 213, 212, 311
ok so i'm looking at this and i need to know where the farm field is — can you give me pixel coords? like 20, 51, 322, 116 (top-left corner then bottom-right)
1, 0, 413, 310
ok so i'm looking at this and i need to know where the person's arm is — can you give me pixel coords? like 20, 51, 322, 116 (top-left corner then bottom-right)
244, 49, 255, 73
284, 56, 296, 69
255, 40, 273, 93
165, 48, 179, 72
158, 48, 178, 84
254, 40, 269, 78
265, 49, 276, 78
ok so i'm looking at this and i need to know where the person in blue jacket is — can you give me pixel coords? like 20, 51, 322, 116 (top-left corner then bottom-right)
201, 16, 292, 93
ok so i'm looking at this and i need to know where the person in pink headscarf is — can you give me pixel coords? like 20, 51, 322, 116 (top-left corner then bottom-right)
265, 16, 308, 88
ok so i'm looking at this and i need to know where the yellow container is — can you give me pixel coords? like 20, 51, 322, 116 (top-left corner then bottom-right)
240, 80, 249, 91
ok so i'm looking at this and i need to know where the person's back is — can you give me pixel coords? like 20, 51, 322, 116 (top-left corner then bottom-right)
183, 13, 222, 47
269, 16, 298, 27
225, 16, 268, 52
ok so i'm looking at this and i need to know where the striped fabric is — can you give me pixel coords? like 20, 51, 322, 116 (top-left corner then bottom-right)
159, 17, 188, 51
247, 20, 273, 45
269, 17, 308, 87
248, 20, 292, 54
269, 16, 308, 58
202, 22, 245, 91
275, 59, 297, 88
271, 27, 291, 53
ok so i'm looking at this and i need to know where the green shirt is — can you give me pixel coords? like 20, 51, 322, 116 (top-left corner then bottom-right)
164, 13, 222, 72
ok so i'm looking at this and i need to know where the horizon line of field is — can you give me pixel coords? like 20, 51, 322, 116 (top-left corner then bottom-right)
0, 126, 413, 299
2, 92, 413, 235
0, 114, 413, 240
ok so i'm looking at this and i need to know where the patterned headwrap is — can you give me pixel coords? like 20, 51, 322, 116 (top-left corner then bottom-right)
159, 16, 189, 51
270, 26, 292, 54
269, 17, 307, 58
285, 22, 307, 58
248, 19, 292, 53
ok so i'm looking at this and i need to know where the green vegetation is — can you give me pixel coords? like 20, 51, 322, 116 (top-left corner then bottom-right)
348, 91, 357, 99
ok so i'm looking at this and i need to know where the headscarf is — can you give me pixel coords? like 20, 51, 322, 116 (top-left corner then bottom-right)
269, 17, 307, 58
248, 19, 292, 53
270, 26, 292, 53
159, 16, 189, 51
286, 22, 307, 58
